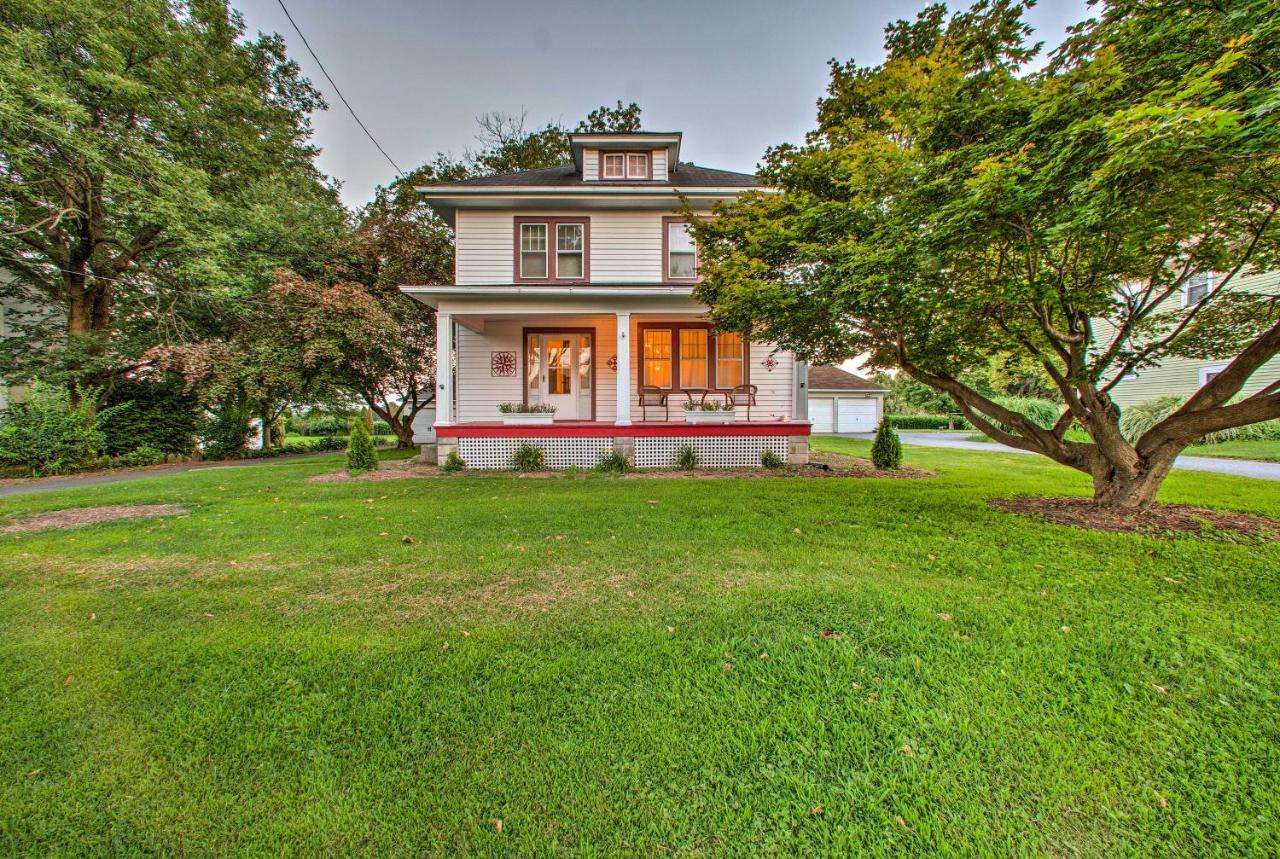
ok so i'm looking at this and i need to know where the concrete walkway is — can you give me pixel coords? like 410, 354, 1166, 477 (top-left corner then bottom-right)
0, 448, 360, 499
833, 432, 1280, 482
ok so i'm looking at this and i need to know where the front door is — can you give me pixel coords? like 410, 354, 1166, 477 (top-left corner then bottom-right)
542, 335, 578, 418
528, 332, 592, 420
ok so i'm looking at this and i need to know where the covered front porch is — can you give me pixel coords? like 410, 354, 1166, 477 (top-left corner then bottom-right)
411, 292, 810, 468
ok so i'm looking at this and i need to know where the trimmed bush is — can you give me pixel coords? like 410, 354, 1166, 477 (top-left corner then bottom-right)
346, 422, 378, 472
597, 449, 632, 474
511, 442, 545, 471
0, 383, 107, 475
440, 450, 466, 472
675, 445, 700, 470
760, 449, 784, 468
887, 414, 972, 430
100, 377, 198, 456
871, 420, 903, 470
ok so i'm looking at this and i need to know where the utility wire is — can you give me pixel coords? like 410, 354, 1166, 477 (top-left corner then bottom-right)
274, 0, 403, 176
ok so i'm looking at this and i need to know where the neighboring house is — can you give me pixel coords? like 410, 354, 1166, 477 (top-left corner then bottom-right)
806, 366, 886, 433
1100, 267, 1280, 408
402, 130, 812, 468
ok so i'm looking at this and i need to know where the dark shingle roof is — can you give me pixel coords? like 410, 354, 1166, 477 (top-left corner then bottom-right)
808, 365, 885, 392
422, 163, 758, 190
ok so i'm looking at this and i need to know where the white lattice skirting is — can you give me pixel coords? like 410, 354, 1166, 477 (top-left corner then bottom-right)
635, 436, 788, 468
457, 436, 617, 470
454, 435, 792, 469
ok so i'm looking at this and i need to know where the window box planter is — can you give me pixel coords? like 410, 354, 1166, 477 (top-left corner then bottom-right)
501, 411, 556, 426
684, 410, 736, 425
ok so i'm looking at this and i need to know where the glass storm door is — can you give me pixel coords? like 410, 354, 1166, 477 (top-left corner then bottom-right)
529, 333, 591, 419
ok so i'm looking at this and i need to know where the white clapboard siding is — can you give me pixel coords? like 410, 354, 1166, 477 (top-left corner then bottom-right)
651, 149, 668, 181
583, 149, 599, 181
455, 211, 679, 285
455, 316, 619, 423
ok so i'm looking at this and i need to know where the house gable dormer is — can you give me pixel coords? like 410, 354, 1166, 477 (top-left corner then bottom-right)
572, 132, 680, 182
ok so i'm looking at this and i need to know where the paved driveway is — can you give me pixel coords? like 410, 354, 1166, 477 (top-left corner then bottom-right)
832, 432, 1280, 482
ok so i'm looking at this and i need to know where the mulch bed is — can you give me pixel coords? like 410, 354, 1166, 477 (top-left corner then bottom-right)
309, 450, 933, 482
990, 496, 1280, 539
1, 504, 187, 533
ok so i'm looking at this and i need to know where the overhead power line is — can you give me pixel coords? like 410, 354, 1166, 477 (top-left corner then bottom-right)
274, 0, 404, 176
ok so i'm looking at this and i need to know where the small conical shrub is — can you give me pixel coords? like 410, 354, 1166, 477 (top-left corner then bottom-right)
346, 421, 378, 473
871, 420, 902, 470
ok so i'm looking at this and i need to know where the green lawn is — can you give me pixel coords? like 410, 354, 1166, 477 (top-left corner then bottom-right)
1184, 438, 1280, 462
2, 440, 1278, 856
963, 432, 1280, 463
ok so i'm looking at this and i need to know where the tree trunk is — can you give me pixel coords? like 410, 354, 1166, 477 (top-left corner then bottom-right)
1089, 451, 1179, 510
392, 419, 415, 449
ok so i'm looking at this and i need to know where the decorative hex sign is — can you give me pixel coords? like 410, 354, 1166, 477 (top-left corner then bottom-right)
606, 354, 618, 371
761, 356, 779, 372
490, 351, 517, 377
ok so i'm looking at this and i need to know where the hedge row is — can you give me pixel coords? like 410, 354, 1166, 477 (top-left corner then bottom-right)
886, 414, 972, 430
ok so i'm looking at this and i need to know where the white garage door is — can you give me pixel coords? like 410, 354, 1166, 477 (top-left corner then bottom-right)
837, 398, 878, 432
810, 398, 835, 433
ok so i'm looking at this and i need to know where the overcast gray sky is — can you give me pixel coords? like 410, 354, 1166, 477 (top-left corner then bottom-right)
235, 0, 1092, 208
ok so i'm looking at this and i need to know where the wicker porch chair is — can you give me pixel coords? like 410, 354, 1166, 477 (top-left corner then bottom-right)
638, 385, 669, 421
727, 384, 758, 420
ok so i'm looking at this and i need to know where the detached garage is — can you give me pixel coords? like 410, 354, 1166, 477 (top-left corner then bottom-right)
807, 365, 886, 433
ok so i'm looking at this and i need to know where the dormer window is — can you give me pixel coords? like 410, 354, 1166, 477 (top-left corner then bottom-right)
600, 151, 649, 180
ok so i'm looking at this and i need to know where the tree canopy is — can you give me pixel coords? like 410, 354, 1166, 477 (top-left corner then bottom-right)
690, 0, 1280, 508
0, 0, 344, 395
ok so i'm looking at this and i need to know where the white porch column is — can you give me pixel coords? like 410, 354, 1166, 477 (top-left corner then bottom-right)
794, 360, 809, 421
435, 312, 454, 425
614, 311, 632, 425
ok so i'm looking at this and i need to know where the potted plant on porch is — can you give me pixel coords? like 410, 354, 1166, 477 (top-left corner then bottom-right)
498, 402, 557, 425
683, 401, 736, 424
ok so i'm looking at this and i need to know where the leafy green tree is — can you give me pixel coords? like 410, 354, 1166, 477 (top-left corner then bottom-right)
0, 0, 343, 396
691, 0, 1280, 509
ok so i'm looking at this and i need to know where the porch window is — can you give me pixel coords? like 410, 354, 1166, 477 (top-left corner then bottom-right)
680, 329, 708, 388
514, 217, 589, 283
665, 220, 697, 280
639, 324, 750, 391
556, 224, 583, 279
520, 224, 547, 278
643, 329, 673, 388
716, 333, 745, 388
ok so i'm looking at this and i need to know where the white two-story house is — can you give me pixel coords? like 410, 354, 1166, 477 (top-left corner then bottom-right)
402, 131, 815, 469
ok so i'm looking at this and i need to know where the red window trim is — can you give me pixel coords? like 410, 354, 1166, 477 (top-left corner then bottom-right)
662, 216, 700, 283
522, 327, 598, 421
513, 217, 591, 284
637, 321, 750, 393
598, 150, 652, 180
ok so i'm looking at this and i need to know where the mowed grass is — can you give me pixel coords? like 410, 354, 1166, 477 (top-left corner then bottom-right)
1185, 438, 1280, 462
1, 440, 1278, 856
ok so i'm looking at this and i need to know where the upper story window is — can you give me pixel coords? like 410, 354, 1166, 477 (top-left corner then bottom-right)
601, 151, 649, 180
1184, 271, 1213, 306
514, 217, 589, 283
664, 217, 698, 281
